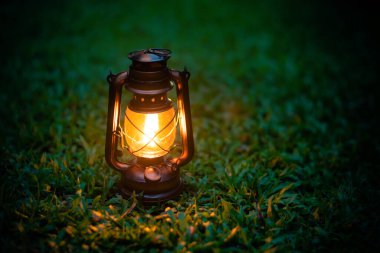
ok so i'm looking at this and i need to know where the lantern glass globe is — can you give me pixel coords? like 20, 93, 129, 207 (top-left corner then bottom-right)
124, 106, 176, 158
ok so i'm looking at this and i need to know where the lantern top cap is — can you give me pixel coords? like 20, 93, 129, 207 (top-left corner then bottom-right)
128, 48, 171, 63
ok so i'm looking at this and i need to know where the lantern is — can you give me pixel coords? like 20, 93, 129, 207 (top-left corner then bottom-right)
105, 49, 194, 203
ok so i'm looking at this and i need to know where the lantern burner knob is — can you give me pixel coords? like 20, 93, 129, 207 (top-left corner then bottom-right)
144, 166, 161, 182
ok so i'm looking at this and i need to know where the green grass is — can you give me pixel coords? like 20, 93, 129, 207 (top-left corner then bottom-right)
1, 0, 379, 252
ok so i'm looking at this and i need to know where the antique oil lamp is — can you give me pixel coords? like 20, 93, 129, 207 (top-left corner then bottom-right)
105, 49, 194, 203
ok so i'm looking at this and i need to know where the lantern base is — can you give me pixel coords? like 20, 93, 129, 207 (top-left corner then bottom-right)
117, 161, 183, 203
118, 179, 183, 204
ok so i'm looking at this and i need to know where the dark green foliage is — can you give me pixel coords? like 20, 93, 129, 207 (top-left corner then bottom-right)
1, 0, 378, 252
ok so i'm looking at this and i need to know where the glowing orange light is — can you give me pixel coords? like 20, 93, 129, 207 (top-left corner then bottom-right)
124, 107, 176, 158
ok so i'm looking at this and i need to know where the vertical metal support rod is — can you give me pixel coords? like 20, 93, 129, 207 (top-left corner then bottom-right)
170, 69, 195, 167
105, 71, 131, 172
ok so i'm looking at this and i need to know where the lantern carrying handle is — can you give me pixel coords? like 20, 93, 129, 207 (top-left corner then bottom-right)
169, 68, 195, 168
105, 71, 132, 172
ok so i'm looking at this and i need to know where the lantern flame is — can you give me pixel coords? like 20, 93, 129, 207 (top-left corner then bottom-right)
143, 114, 159, 147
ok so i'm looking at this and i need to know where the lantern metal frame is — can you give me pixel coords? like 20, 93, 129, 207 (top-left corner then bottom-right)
105, 49, 194, 203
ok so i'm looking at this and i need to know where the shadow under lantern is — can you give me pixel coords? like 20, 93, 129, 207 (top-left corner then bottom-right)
105, 49, 194, 203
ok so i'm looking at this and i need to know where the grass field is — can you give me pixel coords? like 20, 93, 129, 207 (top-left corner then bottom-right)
1, 0, 379, 252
